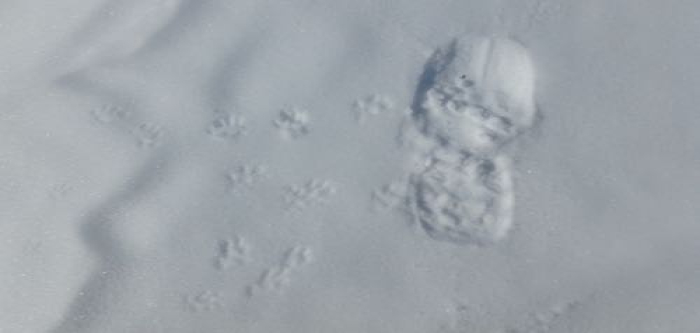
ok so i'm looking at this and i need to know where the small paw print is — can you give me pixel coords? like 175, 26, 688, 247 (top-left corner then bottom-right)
281, 245, 313, 268
133, 123, 164, 148
371, 180, 410, 211
284, 179, 338, 212
273, 107, 310, 139
246, 245, 313, 297
227, 164, 268, 194
48, 183, 73, 199
353, 94, 394, 123
214, 235, 251, 270
207, 113, 247, 141
91, 105, 131, 124
183, 291, 223, 312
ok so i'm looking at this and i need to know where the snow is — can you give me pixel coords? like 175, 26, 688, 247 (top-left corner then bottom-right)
1, 1, 700, 332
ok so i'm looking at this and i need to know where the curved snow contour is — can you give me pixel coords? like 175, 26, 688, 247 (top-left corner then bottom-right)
413, 36, 536, 155
406, 35, 537, 246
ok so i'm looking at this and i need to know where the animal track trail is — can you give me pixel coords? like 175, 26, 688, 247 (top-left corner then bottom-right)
89, 104, 166, 148
391, 35, 538, 246
246, 246, 312, 297
273, 107, 310, 139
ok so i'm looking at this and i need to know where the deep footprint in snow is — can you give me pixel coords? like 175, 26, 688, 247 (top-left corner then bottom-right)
398, 35, 538, 246
412, 35, 537, 155
411, 152, 514, 245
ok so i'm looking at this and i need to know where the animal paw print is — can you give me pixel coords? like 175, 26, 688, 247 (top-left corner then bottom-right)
214, 235, 251, 270
273, 107, 310, 139
133, 122, 164, 148
89, 104, 166, 149
280, 245, 313, 268
371, 180, 410, 211
353, 94, 394, 123
227, 164, 268, 194
207, 112, 247, 141
284, 179, 337, 212
247, 267, 289, 297
440, 302, 479, 333
527, 0, 564, 30
91, 104, 131, 124
505, 301, 581, 333
246, 246, 312, 297
183, 290, 223, 313
48, 183, 73, 199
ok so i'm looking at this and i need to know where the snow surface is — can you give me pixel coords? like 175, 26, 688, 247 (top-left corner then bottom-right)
2, 0, 700, 332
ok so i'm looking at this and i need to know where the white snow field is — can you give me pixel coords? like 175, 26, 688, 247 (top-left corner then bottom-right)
2, 0, 700, 332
